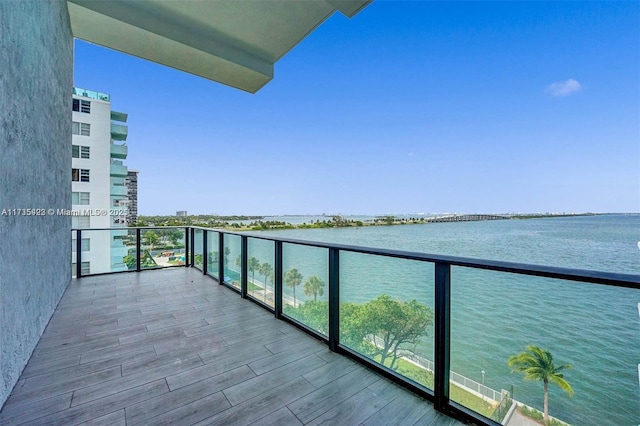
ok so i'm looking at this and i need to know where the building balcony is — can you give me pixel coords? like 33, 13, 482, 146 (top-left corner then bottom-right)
73, 86, 110, 102
110, 164, 127, 177
0, 266, 465, 426
20, 226, 634, 426
110, 143, 127, 159
110, 185, 127, 196
110, 110, 128, 123
110, 123, 128, 141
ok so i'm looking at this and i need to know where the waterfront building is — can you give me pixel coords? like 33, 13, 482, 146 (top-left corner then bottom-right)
71, 87, 129, 275
176, 210, 188, 217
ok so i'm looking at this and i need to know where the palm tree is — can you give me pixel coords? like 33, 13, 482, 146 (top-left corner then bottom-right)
259, 262, 273, 300
508, 345, 573, 424
303, 275, 325, 302
223, 247, 231, 268
284, 268, 303, 307
248, 257, 260, 291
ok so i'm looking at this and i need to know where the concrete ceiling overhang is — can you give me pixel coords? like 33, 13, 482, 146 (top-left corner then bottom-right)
67, 0, 371, 93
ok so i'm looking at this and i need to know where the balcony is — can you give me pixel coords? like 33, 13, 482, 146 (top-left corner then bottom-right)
49, 227, 640, 425
72, 86, 110, 102
110, 164, 127, 177
110, 143, 127, 159
110, 123, 128, 141
110, 110, 128, 123
0, 266, 464, 425
110, 185, 127, 196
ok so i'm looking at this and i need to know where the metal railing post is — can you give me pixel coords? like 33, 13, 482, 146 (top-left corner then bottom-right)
274, 241, 283, 319
202, 230, 208, 275
434, 261, 451, 413
241, 236, 248, 298
328, 248, 340, 352
218, 232, 224, 285
190, 228, 195, 267
135, 228, 141, 272
184, 227, 189, 267
76, 230, 82, 278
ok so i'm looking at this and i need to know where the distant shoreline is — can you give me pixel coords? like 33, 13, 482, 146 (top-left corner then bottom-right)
132, 212, 607, 232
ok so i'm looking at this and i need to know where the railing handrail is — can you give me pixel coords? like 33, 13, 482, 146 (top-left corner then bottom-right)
73, 226, 640, 289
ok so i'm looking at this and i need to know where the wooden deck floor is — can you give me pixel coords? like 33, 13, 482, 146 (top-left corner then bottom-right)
0, 268, 464, 426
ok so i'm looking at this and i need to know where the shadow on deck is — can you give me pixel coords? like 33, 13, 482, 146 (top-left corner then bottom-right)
0, 268, 464, 426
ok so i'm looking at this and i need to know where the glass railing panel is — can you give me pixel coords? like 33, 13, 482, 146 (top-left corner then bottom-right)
206, 231, 220, 280
223, 233, 242, 289
282, 243, 329, 336
72, 229, 136, 275
193, 229, 203, 270
339, 252, 435, 390
450, 266, 639, 425
141, 228, 186, 270
246, 237, 275, 307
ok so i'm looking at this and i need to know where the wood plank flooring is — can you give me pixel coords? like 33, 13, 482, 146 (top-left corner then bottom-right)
0, 268, 464, 426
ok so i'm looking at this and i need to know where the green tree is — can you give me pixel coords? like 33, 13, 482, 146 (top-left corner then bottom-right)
344, 295, 433, 369
168, 229, 183, 245
223, 246, 230, 267
508, 345, 573, 424
259, 262, 273, 300
235, 254, 242, 269
284, 268, 303, 307
123, 253, 136, 270
248, 257, 260, 286
303, 275, 325, 302
143, 230, 159, 247
284, 301, 330, 334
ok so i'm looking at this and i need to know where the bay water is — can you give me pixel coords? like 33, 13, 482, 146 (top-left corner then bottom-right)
251, 214, 640, 425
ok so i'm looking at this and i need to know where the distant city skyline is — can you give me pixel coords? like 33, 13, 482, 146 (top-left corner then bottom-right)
73, 1, 640, 215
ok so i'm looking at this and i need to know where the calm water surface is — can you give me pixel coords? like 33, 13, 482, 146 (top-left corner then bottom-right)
253, 215, 640, 425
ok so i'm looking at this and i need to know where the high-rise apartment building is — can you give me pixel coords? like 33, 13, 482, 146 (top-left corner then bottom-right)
71, 87, 129, 275
125, 169, 139, 224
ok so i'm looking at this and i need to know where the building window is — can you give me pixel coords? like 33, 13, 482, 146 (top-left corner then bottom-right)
72, 99, 91, 114
72, 191, 90, 205
71, 238, 90, 252
72, 122, 91, 136
72, 145, 90, 159
72, 169, 90, 182
72, 216, 90, 228
71, 262, 91, 276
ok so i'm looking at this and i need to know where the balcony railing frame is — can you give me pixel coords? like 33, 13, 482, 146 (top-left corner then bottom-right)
72, 226, 190, 278
71, 226, 640, 426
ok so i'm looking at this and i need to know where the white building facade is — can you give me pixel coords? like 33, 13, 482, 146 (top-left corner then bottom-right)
71, 87, 129, 275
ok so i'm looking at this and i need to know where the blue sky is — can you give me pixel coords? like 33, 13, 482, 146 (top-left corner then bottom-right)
73, 1, 639, 216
